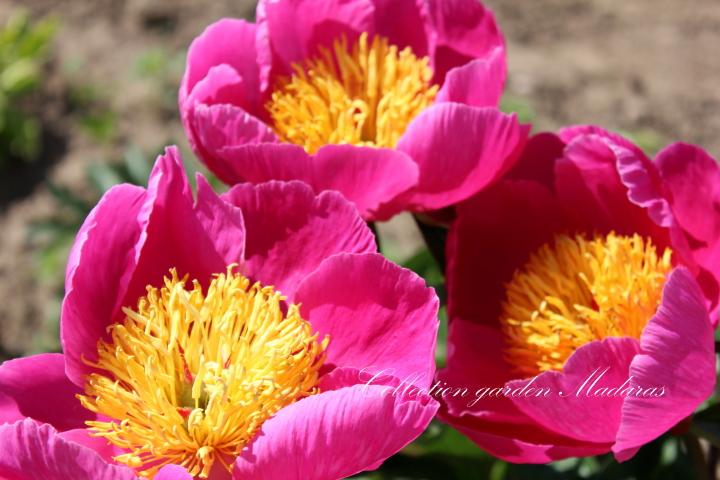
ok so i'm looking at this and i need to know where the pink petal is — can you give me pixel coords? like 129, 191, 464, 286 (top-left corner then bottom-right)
257, 0, 375, 80
435, 47, 505, 108
57, 428, 119, 464
156, 465, 193, 480
555, 131, 669, 242
295, 252, 439, 388
613, 268, 716, 461
559, 125, 647, 155
194, 175, 246, 266
424, 0, 504, 83
189, 103, 278, 183
397, 104, 527, 211
450, 423, 610, 464
370, 0, 428, 55
212, 143, 309, 187
119, 147, 228, 317
447, 180, 567, 326
193, 102, 278, 149
656, 143, 720, 311
210, 143, 418, 221
311, 145, 418, 220
180, 19, 262, 115
508, 338, 641, 444
0, 354, 89, 431
318, 366, 400, 392
182, 68, 259, 173
63, 147, 229, 385
555, 127, 719, 312
233, 384, 438, 479
0, 419, 136, 480
507, 132, 565, 190
438, 320, 525, 423
437, 319, 615, 464
61, 183, 146, 386
183, 65, 246, 114
222, 181, 376, 300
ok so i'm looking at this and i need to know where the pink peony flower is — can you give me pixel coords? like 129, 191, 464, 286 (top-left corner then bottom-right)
438, 126, 719, 463
0, 147, 439, 479
179, 0, 529, 221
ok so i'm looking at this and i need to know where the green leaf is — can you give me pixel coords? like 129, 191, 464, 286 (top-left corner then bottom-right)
123, 145, 151, 185
45, 181, 91, 216
500, 94, 535, 124
87, 163, 124, 193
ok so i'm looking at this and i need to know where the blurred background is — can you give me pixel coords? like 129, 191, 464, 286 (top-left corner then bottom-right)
0, 1, 718, 478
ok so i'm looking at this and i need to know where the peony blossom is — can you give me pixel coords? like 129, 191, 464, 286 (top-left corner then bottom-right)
179, 0, 528, 221
438, 126, 719, 462
0, 147, 440, 479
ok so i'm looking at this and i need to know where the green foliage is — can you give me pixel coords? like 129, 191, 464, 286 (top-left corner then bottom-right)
30, 146, 154, 259
620, 128, 666, 157
0, 10, 56, 163
501, 94, 536, 124
66, 83, 118, 143
135, 47, 186, 115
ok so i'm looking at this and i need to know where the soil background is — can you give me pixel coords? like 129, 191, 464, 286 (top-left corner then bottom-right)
1, 0, 718, 359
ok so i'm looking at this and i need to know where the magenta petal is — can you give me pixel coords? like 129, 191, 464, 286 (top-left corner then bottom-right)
58, 428, 119, 464
296, 252, 439, 388
120, 147, 228, 314
613, 268, 716, 461
438, 320, 524, 423
437, 319, 616, 463
190, 103, 278, 184
210, 143, 418, 220
0, 419, 136, 480
447, 180, 567, 326
435, 47, 505, 108
559, 125, 646, 154
424, 0, 504, 83
223, 181, 376, 300
63, 148, 229, 385
194, 175, 246, 266
311, 145, 418, 220
507, 132, 565, 189
555, 132, 667, 241
397, 104, 527, 211
233, 384, 438, 479
370, 0, 428, 55
156, 465, 193, 480
210, 143, 309, 187
508, 338, 640, 444
656, 143, 720, 311
257, 0, 375, 78
181, 19, 261, 114
451, 424, 610, 464
192, 103, 278, 152
318, 366, 400, 393
183, 65, 246, 113
61, 183, 146, 386
0, 354, 89, 431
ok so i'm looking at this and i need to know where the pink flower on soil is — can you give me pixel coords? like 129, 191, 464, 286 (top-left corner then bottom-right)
439, 126, 719, 462
179, 0, 528, 221
0, 147, 439, 479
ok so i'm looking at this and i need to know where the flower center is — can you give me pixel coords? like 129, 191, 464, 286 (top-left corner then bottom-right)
267, 32, 438, 153
78, 268, 328, 478
500, 233, 672, 378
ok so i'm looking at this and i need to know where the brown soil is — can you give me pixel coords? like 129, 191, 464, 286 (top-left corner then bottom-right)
1, 0, 718, 359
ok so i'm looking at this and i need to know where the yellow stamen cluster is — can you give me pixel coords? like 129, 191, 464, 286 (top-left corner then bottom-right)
501, 233, 672, 378
78, 268, 328, 478
267, 32, 438, 153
